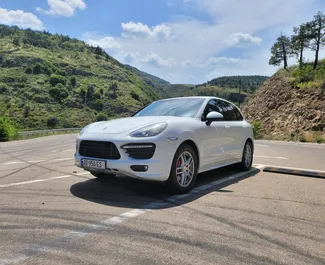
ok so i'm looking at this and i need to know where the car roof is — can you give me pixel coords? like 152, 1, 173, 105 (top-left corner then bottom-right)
156, 96, 235, 105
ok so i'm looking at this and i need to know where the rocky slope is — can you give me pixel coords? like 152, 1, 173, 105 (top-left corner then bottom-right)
243, 72, 325, 139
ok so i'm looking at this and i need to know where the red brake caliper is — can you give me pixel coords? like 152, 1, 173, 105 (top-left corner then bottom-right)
177, 158, 181, 168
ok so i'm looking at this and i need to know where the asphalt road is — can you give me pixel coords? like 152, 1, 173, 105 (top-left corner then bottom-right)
0, 134, 324, 265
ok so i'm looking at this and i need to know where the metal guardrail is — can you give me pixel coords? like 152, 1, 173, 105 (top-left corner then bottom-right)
19, 128, 82, 136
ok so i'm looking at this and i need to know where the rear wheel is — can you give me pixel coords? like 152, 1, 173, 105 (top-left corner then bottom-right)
168, 144, 198, 193
238, 141, 253, 171
90, 172, 116, 180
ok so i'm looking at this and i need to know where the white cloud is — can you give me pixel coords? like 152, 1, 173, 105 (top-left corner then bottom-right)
87, 36, 121, 50
0, 8, 43, 30
226, 32, 261, 46
84, 0, 323, 83
121, 22, 171, 41
206, 57, 242, 66
37, 0, 86, 17
142, 51, 178, 68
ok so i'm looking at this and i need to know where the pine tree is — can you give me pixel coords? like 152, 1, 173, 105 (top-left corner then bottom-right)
269, 34, 292, 69
309, 11, 325, 69
291, 23, 312, 67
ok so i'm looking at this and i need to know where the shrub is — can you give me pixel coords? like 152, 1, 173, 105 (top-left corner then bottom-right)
0, 83, 9, 93
94, 99, 104, 111
316, 135, 324, 144
96, 112, 108, 121
49, 74, 66, 86
33, 62, 42, 74
25, 67, 33, 74
0, 117, 18, 141
49, 84, 69, 102
252, 121, 262, 139
70, 76, 77, 87
292, 65, 315, 84
47, 117, 59, 128
131, 91, 140, 101
32, 94, 50, 103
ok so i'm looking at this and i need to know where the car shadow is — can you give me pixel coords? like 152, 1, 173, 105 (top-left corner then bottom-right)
70, 166, 260, 210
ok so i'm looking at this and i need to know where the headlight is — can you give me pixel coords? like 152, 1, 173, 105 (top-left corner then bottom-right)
130, 123, 167, 137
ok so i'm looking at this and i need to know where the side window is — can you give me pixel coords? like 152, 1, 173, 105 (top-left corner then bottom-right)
202, 99, 222, 118
219, 101, 237, 121
233, 106, 244, 121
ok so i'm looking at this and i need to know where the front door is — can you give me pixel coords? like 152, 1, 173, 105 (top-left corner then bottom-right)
198, 99, 232, 171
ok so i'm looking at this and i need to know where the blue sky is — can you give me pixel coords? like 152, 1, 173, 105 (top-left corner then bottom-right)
0, 0, 325, 84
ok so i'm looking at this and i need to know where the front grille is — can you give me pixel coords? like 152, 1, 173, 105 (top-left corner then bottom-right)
79, 140, 120, 160
121, 143, 156, 160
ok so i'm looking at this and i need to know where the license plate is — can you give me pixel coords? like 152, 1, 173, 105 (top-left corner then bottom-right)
81, 159, 106, 169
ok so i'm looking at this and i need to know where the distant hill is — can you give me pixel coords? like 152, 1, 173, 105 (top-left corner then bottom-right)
124, 64, 169, 97
162, 76, 269, 104
204, 75, 269, 94
0, 25, 160, 130
163, 84, 194, 98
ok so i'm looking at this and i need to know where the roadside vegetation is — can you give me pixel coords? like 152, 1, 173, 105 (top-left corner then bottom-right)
0, 25, 160, 133
269, 11, 325, 89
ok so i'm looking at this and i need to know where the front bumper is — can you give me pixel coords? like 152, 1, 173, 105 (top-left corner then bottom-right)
74, 136, 179, 182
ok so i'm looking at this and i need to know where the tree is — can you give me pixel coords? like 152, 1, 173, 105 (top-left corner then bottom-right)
49, 84, 69, 102
49, 74, 66, 86
96, 112, 108, 121
291, 23, 312, 67
309, 11, 325, 69
47, 117, 59, 128
109, 82, 118, 92
269, 34, 292, 69
70, 76, 77, 87
13, 37, 20, 47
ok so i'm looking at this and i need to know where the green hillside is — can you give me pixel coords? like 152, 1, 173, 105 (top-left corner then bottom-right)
163, 76, 269, 100
0, 25, 160, 130
204, 75, 269, 93
124, 64, 170, 97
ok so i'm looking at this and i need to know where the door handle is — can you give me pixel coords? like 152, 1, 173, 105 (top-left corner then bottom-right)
225, 125, 230, 129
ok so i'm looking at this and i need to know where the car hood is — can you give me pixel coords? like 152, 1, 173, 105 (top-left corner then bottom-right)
85, 116, 185, 134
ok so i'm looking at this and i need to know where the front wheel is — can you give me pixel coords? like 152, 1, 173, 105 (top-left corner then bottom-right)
168, 144, 198, 194
238, 141, 253, 171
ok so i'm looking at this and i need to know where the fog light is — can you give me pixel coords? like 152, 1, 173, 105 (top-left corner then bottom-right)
131, 165, 148, 172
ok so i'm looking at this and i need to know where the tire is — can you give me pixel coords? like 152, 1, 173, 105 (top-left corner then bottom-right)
238, 141, 253, 171
90, 172, 116, 180
168, 144, 198, 194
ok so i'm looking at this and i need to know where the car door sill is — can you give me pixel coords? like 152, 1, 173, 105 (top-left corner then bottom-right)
199, 159, 241, 174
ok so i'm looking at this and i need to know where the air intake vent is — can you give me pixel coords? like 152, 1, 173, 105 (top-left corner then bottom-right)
79, 141, 120, 160
121, 143, 156, 160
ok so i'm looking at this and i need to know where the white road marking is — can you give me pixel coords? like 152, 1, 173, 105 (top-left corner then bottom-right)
255, 155, 289, 160
254, 164, 325, 174
3, 158, 72, 165
255, 144, 269, 148
3, 161, 25, 165
53, 158, 73, 161
1, 166, 263, 265
0, 172, 90, 188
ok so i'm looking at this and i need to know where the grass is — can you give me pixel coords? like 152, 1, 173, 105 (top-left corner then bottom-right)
0, 25, 161, 131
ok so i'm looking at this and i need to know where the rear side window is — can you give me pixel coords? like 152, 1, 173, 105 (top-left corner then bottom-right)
233, 106, 244, 121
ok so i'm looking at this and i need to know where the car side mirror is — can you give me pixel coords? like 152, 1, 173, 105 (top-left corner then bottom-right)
205, 111, 224, 126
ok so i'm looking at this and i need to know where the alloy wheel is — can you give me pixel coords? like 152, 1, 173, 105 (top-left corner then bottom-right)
176, 151, 195, 188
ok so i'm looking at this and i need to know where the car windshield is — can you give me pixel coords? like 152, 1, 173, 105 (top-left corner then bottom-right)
134, 98, 205, 118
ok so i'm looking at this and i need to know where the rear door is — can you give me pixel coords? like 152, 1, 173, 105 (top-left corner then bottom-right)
218, 100, 246, 162
199, 99, 232, 171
